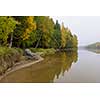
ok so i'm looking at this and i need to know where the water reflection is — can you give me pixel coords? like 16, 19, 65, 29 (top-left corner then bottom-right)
0, 51, 78, 83
86, 49, 100, 54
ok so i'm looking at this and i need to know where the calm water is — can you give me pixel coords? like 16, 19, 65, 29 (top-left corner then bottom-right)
0, 49, 100, 83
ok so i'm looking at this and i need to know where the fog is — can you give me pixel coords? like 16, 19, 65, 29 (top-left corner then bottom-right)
52, 16, 100, 46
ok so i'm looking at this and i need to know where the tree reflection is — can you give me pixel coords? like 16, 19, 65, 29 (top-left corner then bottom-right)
61, 51, 78, 76
0, 50, 78, 83
30, 50, 78, 82
86, 49, 100, 54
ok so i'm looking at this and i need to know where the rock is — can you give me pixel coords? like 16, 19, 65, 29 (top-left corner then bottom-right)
24, 49, 41, 60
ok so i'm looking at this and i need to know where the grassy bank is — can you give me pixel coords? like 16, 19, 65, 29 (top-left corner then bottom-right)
0, 46, 78, 75
29, 48, 56, 57
0, 47, 78, 76
0, 47, 56, 75
0, 47, 23, 75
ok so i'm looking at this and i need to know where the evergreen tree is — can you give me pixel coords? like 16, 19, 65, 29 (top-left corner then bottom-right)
51, 20, 61, 48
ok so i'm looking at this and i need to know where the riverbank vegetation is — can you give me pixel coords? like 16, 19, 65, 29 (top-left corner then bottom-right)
0, 16, 78, 49
30, 48, 56, 56
0, 16, 78, 75
0, 47, 23, 74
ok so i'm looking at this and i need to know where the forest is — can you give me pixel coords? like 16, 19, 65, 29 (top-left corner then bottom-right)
0, 16, 78, 75
0, 16, 78, 49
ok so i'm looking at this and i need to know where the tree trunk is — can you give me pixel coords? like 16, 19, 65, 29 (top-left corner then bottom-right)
9, 32, 13, 48
35, 33, 42, 48
51, 36, 61, 49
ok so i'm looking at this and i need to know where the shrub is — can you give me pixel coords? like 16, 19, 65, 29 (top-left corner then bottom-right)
29, 48, 56, 56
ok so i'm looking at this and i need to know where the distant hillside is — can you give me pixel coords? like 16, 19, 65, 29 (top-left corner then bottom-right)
86, 42, 100, 49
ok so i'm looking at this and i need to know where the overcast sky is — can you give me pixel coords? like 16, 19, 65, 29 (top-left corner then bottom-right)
52, 16, 100, 46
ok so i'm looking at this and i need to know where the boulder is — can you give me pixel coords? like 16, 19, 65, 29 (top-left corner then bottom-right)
24, 49, 41, 60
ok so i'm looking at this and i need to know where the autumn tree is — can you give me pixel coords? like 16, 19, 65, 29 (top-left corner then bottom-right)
13, 16, 36, 48
61, 23, 67, 48
34, 16, 54, 48
61, 23, 78, 49
11, 16, 78, 49
72, 34, 78, 49
0, 16, 17, 46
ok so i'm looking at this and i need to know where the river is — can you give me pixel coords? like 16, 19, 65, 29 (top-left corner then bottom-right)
0, 49, 100, 83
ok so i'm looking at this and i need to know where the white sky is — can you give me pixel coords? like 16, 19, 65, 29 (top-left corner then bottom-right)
52, 16, 100, 46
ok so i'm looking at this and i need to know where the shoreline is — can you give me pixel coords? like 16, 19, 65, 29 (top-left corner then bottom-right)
0, 48, 77, 81
0, 57, 44, 81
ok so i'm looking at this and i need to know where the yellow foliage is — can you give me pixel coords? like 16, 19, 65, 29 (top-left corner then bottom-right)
61, 23, 66, 48
21, 16, 36, 41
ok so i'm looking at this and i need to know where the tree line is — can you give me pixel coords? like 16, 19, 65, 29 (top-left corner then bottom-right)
0, 16, 78, 49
